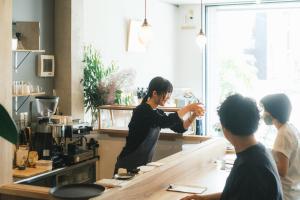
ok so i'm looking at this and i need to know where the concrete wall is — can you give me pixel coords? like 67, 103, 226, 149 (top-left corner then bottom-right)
54, 0, 84, 119
54, 0, 72, 116
83, 0, 179, 87
12, 0, 54, 120
0, 0, 13, 184
174, 4, 204, 99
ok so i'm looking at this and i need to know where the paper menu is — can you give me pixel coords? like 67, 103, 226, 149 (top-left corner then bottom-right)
167, 184, 207, 194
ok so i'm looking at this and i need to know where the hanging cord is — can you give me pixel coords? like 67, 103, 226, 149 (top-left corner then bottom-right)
145, 0, 147, 20
200, 0, 203, 30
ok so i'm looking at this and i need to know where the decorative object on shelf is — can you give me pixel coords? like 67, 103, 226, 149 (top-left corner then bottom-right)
196, 0, 207, 48
15, 32, 24, 50
37, 55, 55, 77
99, 68, 136, 105
81, 45, 117, 124
139, 0, 153, 46
0, 104, 18, 144
127, 20, 146, 52
137, 87, 148, 101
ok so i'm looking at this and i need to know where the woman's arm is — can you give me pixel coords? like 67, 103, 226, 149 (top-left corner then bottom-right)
180, 192, 222, 200
274, 151, 289, 177
182, 112, 198, 129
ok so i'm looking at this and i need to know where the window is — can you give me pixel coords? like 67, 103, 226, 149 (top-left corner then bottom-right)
206, 2, 300, 146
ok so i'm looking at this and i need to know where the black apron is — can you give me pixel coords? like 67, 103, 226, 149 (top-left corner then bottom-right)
114, 127, 160, 174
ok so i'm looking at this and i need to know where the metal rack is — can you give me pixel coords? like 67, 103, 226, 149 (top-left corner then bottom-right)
13, 92, 45, 113
13, 49, 45, 72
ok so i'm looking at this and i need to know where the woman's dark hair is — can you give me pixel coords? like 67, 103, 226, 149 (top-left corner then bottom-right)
260, 93, 292, 124
141, 77, 173, 104
217, 94, 260, 136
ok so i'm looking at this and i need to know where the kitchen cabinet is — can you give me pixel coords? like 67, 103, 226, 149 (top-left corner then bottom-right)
14, 158, 98, 187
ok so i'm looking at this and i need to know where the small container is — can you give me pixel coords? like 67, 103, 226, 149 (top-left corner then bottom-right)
196, 119, 203, 135
16, 145, 29, 167
28, 151, 38, 167
35, 160, 53, 171
12, 38, 18, 50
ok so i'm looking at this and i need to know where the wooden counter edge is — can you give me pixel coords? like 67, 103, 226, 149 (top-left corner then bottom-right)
0, 184, 51, 200
95, 128, 210, 142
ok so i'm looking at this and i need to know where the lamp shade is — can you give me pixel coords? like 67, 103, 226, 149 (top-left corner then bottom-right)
139, 21, 153, 46
0, 104, 18, 144
196, 30, 207, 48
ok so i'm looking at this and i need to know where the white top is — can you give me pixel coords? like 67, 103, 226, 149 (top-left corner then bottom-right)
273, 123, 300, 200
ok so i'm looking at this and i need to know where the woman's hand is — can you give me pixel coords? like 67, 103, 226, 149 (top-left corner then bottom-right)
188, 103, 205, 116
177, 103, 205, 119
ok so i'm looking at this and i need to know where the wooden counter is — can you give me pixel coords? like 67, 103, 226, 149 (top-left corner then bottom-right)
0, 138, 228, 200
96, 129, 210, 179
92, 138, 227, 200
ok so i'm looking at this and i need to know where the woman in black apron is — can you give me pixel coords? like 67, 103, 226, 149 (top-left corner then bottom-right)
114, 76, 204, 174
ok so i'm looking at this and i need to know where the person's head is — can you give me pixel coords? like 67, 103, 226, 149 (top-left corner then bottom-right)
217, 94, 260, 140
260, 93, 292, 125
142, 76, 173, 106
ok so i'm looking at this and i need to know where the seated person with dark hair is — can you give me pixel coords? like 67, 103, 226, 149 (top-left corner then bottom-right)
261, 93, 300, 200
181, 94, 283, 200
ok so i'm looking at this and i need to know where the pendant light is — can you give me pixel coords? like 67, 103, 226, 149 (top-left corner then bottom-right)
196, 0, 207, 48
139, 0, 153, 46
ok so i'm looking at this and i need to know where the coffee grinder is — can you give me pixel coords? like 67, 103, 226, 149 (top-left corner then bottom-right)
34, 96, 59, 160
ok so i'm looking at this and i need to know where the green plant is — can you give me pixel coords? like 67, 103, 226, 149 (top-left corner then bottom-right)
81, 45, 116, 121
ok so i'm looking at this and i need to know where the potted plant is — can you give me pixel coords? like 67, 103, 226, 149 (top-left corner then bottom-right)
81, 45, 116, 125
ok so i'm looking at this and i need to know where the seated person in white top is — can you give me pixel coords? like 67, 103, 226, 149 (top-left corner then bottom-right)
261, 93, 300, 200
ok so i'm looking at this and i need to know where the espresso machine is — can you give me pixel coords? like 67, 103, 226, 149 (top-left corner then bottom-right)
33, 96, 98, 169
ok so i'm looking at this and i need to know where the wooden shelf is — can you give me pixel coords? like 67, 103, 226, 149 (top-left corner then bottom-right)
97, 105, 181, 130
12, 92, 45, 97
98, 105, 180, 112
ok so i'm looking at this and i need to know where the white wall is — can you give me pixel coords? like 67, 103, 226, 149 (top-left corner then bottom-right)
83, 0, 179, 87
174, 4, 204, 99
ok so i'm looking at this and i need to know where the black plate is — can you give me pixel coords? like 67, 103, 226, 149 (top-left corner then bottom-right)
49, 183, 105, 200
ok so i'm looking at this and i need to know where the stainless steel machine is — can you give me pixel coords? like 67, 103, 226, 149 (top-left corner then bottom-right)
33, 96, 98, 169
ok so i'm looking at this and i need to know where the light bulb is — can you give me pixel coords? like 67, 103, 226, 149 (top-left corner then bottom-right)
196, 30, 207, 48
139, 19, 153, 46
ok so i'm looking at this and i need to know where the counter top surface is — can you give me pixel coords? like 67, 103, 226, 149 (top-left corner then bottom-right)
91, 138, 228, 200
0, 138, 228, 200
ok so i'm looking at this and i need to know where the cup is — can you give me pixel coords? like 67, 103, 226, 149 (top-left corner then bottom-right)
12, 38, 18, 50
216, 159, 226, 170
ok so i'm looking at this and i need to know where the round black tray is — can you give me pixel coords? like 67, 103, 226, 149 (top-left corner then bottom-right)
49, 183, 105, 200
